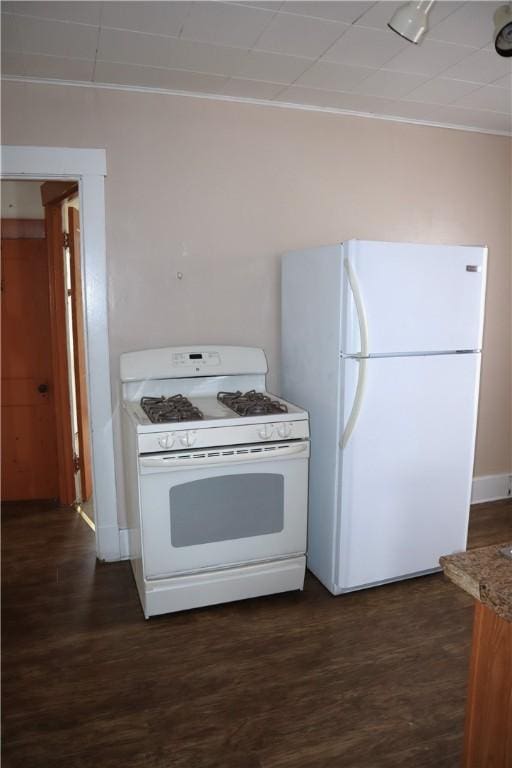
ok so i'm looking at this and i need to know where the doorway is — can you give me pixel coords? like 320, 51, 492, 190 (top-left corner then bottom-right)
1, 180, 94, 527
1, 146, 119, 562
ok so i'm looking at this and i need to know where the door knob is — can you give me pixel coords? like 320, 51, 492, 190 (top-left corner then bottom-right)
38, 383, 48, 394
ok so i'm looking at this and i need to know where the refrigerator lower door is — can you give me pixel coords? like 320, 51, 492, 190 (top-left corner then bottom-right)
336, 353, 480, 592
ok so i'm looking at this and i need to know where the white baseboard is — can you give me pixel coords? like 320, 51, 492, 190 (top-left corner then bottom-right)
119, 528, 130, 559
96, 524, 122, 562
472, 474, 512, 504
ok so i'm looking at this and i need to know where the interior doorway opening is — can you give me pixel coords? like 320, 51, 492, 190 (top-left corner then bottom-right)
1, 179, 94, 530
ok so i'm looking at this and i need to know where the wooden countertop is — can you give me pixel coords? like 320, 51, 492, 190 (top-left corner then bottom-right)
440, 543, 512, 623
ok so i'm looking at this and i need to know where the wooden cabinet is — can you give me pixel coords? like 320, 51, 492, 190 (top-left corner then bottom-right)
463, 601, 512, 768
441, 544, 512, 768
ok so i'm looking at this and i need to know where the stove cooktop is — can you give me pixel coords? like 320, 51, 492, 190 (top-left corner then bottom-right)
133, 390, 299, 427
140, 395, 204, 423
217, 390, 288, 417
140, 391, 289, 423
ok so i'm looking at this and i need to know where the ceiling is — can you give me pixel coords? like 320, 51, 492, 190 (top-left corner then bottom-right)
2, 1, 512, 134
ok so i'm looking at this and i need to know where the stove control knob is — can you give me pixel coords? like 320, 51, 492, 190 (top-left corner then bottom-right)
277, 422, 292, 439
158, 433, 175, 450
179, 430, 197, 448
258, 424, 274, 441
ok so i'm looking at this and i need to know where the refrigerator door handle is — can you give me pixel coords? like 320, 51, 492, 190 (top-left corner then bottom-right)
344, 257, 369, 357
341, 258, 369, 449
341, 357, 367, 448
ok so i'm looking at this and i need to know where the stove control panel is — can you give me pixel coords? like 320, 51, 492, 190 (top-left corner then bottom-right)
258, 423, 295, 441
172, 351, 220, 368
121, 346, 268, 382
178, 430, 197, 448
258, 424, 275, 441
277, 423, 293, 439
138, 420, 309, 454
158, 433, 175, 450
156, 430, 198, 449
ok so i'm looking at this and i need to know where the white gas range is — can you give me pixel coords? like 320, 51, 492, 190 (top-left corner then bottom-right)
120, 346, 310, 618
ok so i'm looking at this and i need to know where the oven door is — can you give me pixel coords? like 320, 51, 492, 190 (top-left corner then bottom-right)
138, 441, 309, 579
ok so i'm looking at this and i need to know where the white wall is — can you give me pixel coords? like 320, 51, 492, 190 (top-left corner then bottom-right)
2, 80, 511, 527
1, 180, 44, 218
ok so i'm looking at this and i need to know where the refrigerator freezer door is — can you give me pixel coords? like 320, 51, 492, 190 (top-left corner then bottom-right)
342, 241, 487, 355
336, 353, 480, 592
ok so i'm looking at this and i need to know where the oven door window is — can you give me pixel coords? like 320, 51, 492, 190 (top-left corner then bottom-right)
170, 473, 284, 547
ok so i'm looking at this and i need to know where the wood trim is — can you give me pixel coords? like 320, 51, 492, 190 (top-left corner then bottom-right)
45, 202, 76, 506
1, 218, 45, 239
68, 206, 93, 501
40, 181, 78, 207
462, 601, 512, 767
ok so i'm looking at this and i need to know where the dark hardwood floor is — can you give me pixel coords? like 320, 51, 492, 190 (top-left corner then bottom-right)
466, 498, 512, 549
2, 498, 511, 768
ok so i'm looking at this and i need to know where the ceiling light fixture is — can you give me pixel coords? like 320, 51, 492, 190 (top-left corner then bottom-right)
494, 3, 512, 56
387, 0, 435, 44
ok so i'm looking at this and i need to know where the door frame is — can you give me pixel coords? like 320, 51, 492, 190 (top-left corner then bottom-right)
1, 146, 120, 561
67, 204, 94, 503
45, 196, 76, 506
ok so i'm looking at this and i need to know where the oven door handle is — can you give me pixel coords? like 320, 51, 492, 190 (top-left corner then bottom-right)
139, 441, 309, 472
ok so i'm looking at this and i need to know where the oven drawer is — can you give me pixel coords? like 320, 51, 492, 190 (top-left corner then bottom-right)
138, 442, 309, 579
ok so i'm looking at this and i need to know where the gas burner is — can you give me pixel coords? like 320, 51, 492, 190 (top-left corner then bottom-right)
217, 390, 288, 417
141, 395, 204, 423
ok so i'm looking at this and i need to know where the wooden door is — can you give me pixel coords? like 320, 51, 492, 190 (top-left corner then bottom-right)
1, 235, 59, 500
68, 207, 93, 501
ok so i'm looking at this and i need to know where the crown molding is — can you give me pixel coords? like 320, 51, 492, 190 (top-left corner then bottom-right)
3, 75, 511, 138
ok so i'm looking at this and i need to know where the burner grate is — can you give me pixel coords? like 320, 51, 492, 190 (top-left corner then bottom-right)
217, 390, 288, 417
141, 395, 204, 423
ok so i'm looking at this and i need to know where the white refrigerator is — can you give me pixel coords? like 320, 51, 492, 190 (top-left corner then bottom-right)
281, 240, 487, 595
